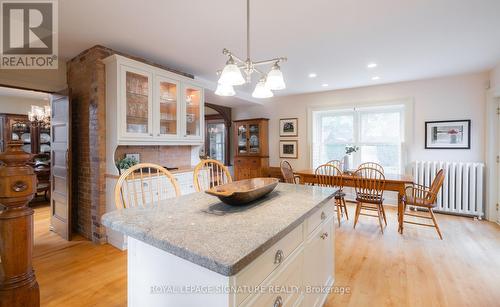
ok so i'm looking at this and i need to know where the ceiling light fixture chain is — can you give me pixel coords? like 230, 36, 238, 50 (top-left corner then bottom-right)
215, 0, 287, 98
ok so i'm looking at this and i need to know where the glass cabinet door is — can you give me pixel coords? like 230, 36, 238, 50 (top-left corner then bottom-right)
183, 85, 202, 138
248, 123, 260, 154
237, 124, 248, 154
124, 69, 151, 136
157, 77, 179, 137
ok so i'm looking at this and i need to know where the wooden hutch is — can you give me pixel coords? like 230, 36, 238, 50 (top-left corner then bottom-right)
233, 118, 269, 180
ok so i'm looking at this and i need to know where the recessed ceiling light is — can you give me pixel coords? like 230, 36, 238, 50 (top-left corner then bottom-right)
321, 83, 329, 87
372, 76, 380, 81
367, 63, 378, 69
308, 73, 317, 78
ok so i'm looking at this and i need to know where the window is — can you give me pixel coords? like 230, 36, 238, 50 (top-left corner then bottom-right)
312, 104, 405, 173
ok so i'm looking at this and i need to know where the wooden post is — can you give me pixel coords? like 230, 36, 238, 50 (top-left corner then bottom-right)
0, 141, 40, 307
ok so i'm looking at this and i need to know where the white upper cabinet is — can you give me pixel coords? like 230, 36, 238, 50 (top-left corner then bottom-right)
104, 55, 204, 145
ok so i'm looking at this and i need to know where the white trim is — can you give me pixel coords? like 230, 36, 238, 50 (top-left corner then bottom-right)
485, 89, 499, 222
307, 98, 414, 173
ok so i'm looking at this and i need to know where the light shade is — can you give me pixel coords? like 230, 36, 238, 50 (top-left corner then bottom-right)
214, 83, 235, 96
218, 57, 245, 86
265, 64, 286, 90
252, 79, 273, 98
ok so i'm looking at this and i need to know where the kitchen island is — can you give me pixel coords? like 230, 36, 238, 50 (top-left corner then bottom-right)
102, 183, 336, 307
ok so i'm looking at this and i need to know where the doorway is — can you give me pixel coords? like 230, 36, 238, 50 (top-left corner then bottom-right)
0, 86, 72, 240
204, 103, 232, 166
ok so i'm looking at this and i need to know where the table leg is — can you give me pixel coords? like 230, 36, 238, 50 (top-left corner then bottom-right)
397, 187, 405, 234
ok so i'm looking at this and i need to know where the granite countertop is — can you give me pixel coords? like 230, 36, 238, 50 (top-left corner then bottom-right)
102, 183, 336, 276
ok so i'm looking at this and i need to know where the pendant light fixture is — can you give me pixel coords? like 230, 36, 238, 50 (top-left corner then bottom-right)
216, 0, 287, 98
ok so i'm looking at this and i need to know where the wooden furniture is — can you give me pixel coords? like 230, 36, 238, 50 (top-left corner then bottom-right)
295, 169, 413, 233
326, 159, 343, 169
106, 168, 206, 250
205, 177, 279, 205
193, 159, 232, 192
0, 113, 51, 155
280, 160, 299, 184
403, 169, 445, 239
103, 54, 204, 145
358, 161, 384, 173
352, 167, 387, 233
114, 163, 180, 209
315, 164, 348, 226
233, 118, 269, 180
33, 161, 51, 201
103, 184, 335, 307
0, 114, 29, 153
0, 142, 40, 307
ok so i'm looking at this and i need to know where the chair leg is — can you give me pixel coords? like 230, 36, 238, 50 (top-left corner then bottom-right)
376, 204, 384, 234
353, 202, 362, 229
381, 204, 387, 226
336, 199, 341, 227
342, 198, 349, 220
429, 209, 443, 240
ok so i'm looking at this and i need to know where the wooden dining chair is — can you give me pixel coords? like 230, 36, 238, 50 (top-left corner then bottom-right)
280, 160, 300, 184
194, 159, 232, 192
403, 169, 445, 239
358, 162, 384, 174
114, 163, 180, 209
352, 167, 387, 233
326, 159, 343, 170
315, 164, 348, 226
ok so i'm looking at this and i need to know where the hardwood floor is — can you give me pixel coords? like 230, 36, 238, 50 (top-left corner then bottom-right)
33, 204, 127, 307
33, 203, 500, 307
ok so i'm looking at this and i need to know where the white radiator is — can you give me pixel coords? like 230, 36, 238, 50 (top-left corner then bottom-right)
412, 161, 485, 218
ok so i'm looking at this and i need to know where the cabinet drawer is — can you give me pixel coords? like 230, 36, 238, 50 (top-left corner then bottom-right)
241, 249, 303, 307
305, 203, 334, 235
235, 224, 303, 305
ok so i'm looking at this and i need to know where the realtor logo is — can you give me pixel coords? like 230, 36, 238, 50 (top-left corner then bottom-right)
1, 0, 58, 69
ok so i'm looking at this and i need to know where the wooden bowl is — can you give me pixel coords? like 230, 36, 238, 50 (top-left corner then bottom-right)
205, 178, 279, 206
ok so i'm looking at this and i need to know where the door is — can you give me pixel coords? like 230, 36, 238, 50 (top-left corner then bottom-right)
236, 123, 249, 155
121, 65, 153, 139
205, 120, 226, 164
248, 121, 261, 155
182, 84, 203, 140
50, 95, 72, 240
497, 99, 500, 223
155, 75, 180, 139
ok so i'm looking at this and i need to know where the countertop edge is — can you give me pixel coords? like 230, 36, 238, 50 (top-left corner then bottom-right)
101, 189, 336, 277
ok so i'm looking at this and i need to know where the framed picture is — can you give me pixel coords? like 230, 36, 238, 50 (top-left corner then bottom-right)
279, 118, 298, 137
425, 120, 471, 149
280, 140, 298, 159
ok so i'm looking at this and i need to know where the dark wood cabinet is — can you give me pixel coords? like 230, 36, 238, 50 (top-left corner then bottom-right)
233, 118, 269, 180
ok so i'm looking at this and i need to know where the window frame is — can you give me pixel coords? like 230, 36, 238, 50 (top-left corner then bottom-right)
308, 99, 413, 173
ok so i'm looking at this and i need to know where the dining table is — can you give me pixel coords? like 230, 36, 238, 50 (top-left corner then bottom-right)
294, 169, 414, 233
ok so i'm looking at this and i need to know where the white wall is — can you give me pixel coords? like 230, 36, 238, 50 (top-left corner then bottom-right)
0, 96, 49, 115
491, 63, 500, 95
233, 72, 488, 171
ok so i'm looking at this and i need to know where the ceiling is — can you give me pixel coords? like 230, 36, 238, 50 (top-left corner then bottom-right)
59, 0, 500, 103
0, 87, 50, 100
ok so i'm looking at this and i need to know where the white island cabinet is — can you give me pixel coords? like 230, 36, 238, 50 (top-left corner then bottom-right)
102, 184, 336, 307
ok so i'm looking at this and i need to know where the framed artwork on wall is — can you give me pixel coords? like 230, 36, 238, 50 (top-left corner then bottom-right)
279, 118, 298, 137
425, 120, 471, 149
279, 140, 298, 159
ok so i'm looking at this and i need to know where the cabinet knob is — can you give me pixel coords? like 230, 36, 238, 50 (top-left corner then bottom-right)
149, 133, 153, 136
157, 133, 160, 136
273, 296, 283, 307
320, 232, 329, 240
274, 249, 284, 264
321, 211, 326, 220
